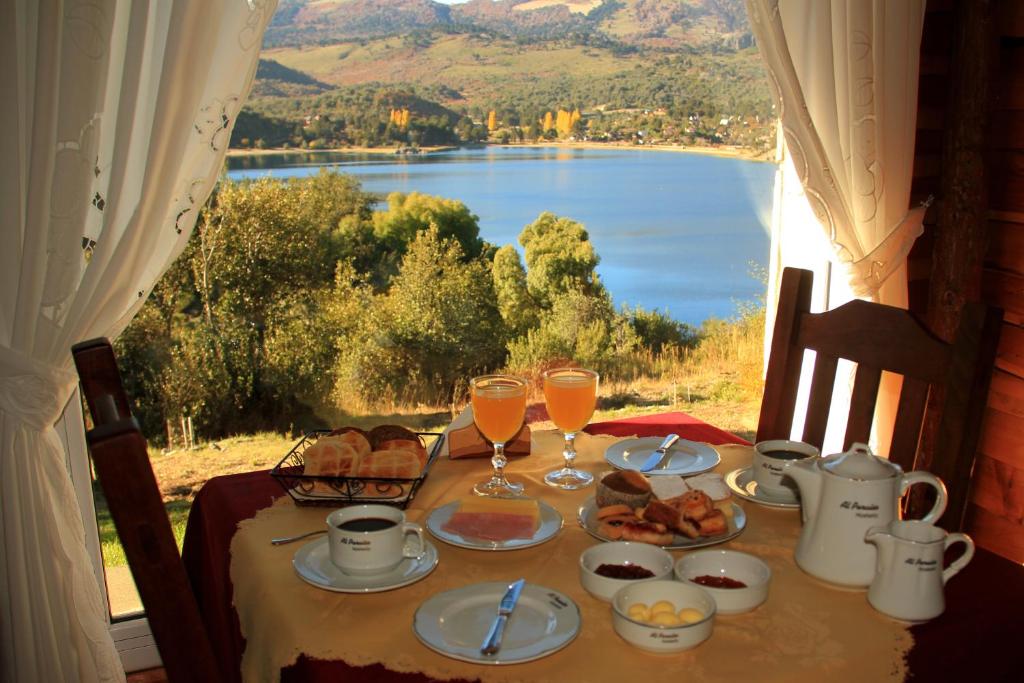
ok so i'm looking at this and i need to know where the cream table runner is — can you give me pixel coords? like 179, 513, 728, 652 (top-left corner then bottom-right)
230, 431, 912, 682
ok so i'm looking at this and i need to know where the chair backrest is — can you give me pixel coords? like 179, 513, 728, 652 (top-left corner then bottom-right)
72, 338, 221, 683
758, 267, 1003, 529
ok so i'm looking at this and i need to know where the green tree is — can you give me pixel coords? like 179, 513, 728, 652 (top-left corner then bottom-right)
519, 212, 604, 308
491, 245, 539, 337
372, 192, 485, 261
335, 228, 506, 405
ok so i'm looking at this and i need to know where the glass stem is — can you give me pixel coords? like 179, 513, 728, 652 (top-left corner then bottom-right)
492, 442, 508, 480
563, 432, 577, 470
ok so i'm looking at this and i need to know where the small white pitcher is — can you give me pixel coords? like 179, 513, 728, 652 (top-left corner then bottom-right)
864, 520, 974, 622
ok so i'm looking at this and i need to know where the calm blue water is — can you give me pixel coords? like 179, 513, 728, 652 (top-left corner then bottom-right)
226, 146, 775, 326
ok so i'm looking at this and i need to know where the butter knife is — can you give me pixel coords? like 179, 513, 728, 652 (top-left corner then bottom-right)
638, 434, 680, 472
480, 578, 526, 656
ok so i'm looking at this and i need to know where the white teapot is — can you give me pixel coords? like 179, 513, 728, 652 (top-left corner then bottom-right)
783, 442, 947, 588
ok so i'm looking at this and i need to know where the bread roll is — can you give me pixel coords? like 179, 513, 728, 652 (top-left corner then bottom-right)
355, 449, 422, 479
303, 437, 360, 477
327, 428, 372, 458
377, 438, 427, 469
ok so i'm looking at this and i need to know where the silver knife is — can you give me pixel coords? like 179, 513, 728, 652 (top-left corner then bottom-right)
480, 578, 526, 656
638, 434, 680, 472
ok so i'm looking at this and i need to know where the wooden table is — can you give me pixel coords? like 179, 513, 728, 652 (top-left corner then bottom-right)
182, 413, 1024, 682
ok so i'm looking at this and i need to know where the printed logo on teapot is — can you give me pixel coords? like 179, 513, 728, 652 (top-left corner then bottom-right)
839, 501, 880, 518
904, 557, 938, 571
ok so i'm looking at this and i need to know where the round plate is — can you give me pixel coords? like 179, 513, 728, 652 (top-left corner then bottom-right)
604, 437, 721, 476
576, 496, 746, 550
413, 581, 580, 665
426, 499, 563, 551
293, 537, 438, 593
724, 467, 801, 509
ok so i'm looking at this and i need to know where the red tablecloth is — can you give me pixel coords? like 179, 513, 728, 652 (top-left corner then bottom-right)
181, 414, 1024, 682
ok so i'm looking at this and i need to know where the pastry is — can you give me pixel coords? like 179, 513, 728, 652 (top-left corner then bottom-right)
303, 437, 360, 477
596, 470, 653, 509
354, 448, 422, 479
327, 427, 372, 458
377, 438, 427, 468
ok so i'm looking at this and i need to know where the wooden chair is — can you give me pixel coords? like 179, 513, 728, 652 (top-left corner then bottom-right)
757, 267, 1003, 530
71, 338, 221, 683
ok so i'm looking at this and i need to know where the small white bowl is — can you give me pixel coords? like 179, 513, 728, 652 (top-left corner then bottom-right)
674, 549, 771, 615
611, 580, 715, 653
579, 542, 674, 602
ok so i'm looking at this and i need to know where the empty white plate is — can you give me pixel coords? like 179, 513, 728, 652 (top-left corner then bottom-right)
604, 437, 721, 476
413, 581, 580, 664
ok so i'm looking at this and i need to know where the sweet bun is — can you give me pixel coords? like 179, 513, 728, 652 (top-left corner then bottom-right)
327, 428, 372, 458
303, 438, 359, 477
368, 425, 420, 445
355, 449, 423, 480
376, 438, 427, 469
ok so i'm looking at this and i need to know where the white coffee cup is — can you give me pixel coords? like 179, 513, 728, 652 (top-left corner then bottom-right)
753, 439, 819, 498
326, 505, 425, 576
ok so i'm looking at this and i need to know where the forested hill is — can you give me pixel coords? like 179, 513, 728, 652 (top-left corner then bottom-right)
233, 0, 773, 152
265, 0, 753, 52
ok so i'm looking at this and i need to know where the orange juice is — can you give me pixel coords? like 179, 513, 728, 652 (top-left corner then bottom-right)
472, 379, 527, 443
544, 370, 598, 433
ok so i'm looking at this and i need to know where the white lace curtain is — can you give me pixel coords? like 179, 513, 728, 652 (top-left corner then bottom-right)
747, 0, 927, 454
0, 1, 274, 680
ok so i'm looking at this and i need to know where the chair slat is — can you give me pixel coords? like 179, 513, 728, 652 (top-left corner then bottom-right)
890, 377, 930, 471
72, 340, 222, 683
803, 353, 838, 450
845, 365, 881, 449
757, 269, 813, 442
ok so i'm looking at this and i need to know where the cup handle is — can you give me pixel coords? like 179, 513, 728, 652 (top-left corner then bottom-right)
402, 522, 426, 560
899, 471, 948, 524
942, 532, 975, 584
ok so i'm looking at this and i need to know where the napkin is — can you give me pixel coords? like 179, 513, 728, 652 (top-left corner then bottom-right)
442, 406, 531, 459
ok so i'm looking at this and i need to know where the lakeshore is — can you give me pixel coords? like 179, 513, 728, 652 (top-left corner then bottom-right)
225, 140, 773, 163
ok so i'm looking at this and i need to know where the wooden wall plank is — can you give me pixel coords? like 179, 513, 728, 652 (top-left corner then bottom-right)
997, 0, 1024, 38
971, 454, 1024, 521
994, 325, 1024, 377
978, 406, 1024, 467
987, 221, 1024, 274
988, 368, 1024, 416
965, 503, 1024, 564
982, 268, 1024, 325
996, 44, 1024, 110
988, 111, 1024, 151
988, 149, 1024, 211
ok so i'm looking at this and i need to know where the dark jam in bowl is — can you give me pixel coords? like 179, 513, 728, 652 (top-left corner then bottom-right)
692, 574, 747, 589
594, 563, 655, 580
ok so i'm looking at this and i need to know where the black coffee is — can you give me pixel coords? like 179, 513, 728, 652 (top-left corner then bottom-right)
338, 518, 396, 532
764, 449, 810, 460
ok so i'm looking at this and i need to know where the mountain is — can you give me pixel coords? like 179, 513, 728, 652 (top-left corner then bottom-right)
250, 59, 331, 98
264, 0, 753, 51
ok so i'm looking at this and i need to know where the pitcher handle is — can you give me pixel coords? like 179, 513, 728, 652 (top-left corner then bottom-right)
899, 471, 948, 523
942, 533, 975, 584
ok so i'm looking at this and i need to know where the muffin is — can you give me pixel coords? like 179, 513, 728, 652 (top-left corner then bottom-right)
597, 470, 653, 509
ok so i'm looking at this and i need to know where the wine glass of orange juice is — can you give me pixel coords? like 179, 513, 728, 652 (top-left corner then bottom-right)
471, 375, 528, 497
542, 367, 598, 489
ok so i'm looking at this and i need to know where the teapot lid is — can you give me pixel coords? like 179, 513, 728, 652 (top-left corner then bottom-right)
821, 442, 900, 480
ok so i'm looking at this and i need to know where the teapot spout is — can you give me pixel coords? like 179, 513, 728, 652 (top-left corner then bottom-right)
784, 458, 821, 522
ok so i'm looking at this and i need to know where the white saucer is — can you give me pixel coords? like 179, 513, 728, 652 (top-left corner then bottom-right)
604, 437, 721, 476
293, 537, 438, 593
426, 499, 563, 551
724, 467, 801, 509
413, 581, 580, 664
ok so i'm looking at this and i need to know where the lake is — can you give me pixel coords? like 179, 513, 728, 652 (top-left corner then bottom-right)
226, 146, 775, 326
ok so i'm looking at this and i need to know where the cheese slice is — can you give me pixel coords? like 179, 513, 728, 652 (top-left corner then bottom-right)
441, 497, 541, 541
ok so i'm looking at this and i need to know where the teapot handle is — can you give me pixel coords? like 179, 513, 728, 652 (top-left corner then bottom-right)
942, 533, 975, 584
899, 471, 948, 524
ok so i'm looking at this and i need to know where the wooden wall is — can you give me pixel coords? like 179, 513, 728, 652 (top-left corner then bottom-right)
910, 0, 1024, 563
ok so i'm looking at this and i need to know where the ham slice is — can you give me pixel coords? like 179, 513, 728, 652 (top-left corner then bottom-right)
440, 498, 540, 542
